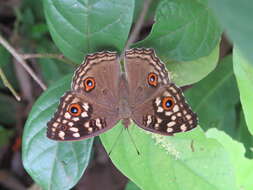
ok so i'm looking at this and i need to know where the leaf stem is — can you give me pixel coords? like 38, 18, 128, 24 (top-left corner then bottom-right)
0, 34, 47, 90
0, 68, 21, 101
22, 53, 77, 66
122, 0, 152, 57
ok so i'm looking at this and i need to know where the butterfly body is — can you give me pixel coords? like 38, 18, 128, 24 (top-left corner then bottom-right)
47, 48, 197, 141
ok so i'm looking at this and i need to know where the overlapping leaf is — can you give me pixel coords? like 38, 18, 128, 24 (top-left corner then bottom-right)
207, 128, 253, 189
168, 44, 219, 86
185, 56, 240, 136
208, 0, 253, 65
22, 75, 93, 190
135, 0, 221, 62
233, 48, 253, 135
44, 0, 135, 63
100, 125, 237, 190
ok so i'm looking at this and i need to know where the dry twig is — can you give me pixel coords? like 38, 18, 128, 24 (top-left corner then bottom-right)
0, 34, 47, 90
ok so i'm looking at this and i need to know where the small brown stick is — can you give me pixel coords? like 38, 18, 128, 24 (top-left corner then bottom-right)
121, 0, 152, 60
0, 68, 21, 101
22, 53, 77, 66
0, 34, 47, 90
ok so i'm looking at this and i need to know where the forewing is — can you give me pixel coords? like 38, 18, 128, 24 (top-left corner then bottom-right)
72, 51, 121, 109
47, 91, 119, 141
131, 84, 198, 135
124, 48, 170, 107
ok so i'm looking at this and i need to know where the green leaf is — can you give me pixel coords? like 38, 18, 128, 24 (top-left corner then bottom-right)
0, 126, 13, 147
125, 181, 141, 190
22, 75, 93, 190
206, 128, 253, 190
168, 43, 219, 86
100, 126, 237, 190
135, 0, 221, 62
44, 0, 135, 63
208, 0, 253, 65
233, 48, 253, 135
185, 55, 240, 136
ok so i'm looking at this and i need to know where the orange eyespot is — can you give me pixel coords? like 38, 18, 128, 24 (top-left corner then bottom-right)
68, 103, 82, 116
147, 72, 158, 87
84, 77, 96, 92
162, 97, 175, 111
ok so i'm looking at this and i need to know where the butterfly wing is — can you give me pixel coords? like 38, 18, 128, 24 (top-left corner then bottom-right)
47, 91, 119, 141
72, 51, 121, 109
124, 48, 170, 107
47, 51, 121, 141
131, 84, 198, 135
125, 48, 197, 135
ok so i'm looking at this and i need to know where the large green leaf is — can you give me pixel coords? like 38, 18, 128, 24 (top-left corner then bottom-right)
233, 48, 253, 135
206, 128, 253, 190
135, 0, 221, 62
185, 55, 240, 136
208, 0, 253, 65
168, 44, 219, 86
44, 0, 135, 63
22, 75, 93, 190
100, 126, 237, 190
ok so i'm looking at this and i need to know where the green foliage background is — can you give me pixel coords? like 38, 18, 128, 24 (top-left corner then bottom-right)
0, 0, 251, 189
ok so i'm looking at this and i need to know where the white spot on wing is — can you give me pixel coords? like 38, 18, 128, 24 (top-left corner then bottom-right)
73, 133, 80, 138
173, 105, 179, 112
155, 98, 161, 106
84, 122, 89, 128
58, 131, 65, 139
69, 127, 79, 132
163, 91, 171, 96
167, 128, 173, 133
167, 121, 176, 127
157, 117, 162, 123
81, 112, 88, 118
165, 111, 173, 116
171, 115, 176, 120
186, 114, 192, 120
157, 107, 164, 112
180, 124, 187, 132
64, 112, 71, 119
96, 119, 102, 129
147, 115, 152, 125
83, 103, 89, 111
73, 117, 79, 121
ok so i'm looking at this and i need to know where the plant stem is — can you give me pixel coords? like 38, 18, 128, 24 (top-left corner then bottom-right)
122, 0, 152, 57
22, 53, 77, 66
0, 34, 47, 90
0, 68, 21, 101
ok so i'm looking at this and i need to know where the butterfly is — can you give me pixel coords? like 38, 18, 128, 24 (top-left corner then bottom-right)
47, 48, 198, 141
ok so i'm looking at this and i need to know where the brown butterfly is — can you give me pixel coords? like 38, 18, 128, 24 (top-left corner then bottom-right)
47, 48, 198, 141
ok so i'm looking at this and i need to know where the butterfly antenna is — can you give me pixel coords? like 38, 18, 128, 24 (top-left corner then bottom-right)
126, 128, 141, 156
108, 127, 124, 156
